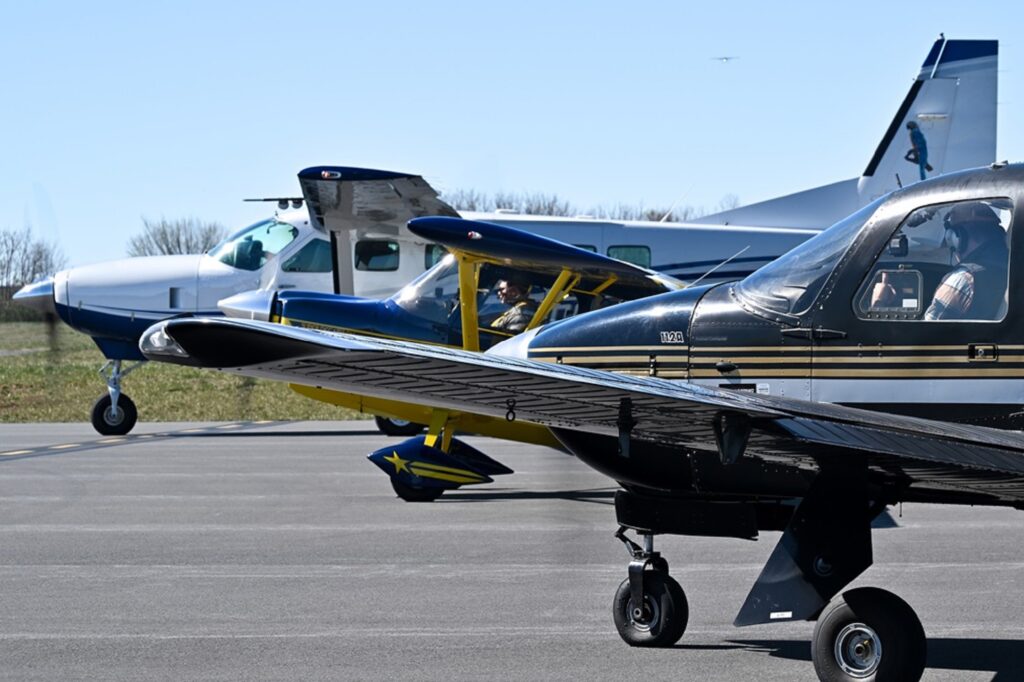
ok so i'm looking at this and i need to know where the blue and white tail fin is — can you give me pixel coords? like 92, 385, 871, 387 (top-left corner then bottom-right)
695, 37, 998, 230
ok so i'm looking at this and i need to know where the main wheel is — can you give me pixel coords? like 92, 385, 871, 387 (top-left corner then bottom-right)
612, 571, 688, 647
90, 394, 138, 436
390, 478, 444, 502
812, 587, 926, 682
375, 416, 425, 437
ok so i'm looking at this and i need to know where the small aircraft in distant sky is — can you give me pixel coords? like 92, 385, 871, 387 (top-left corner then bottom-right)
143, 162, 1024, 682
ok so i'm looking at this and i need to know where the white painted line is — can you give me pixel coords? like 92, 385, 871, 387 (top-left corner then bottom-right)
217, 424, 242, 430
0, 450, 33, 456
49, 443, 79, 450
98, 438, 125, 444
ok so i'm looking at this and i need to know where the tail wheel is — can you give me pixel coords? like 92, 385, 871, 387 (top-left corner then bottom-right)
812, 587, 926, 682
90, 394, 138, 436
390, 478, 444, 502
374, 416, 426, 436
612, 571, 688, 647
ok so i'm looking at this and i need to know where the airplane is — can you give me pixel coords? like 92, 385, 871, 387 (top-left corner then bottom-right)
217, 214, 690, 483
141, 163, 1024, 681
13, 204, 334, 435
13, 35, 997, 436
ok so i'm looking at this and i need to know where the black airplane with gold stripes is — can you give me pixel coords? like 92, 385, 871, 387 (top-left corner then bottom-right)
142, 163, 1024, 681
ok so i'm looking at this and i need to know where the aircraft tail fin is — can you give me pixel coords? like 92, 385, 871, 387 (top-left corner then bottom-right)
694, 37, 998, 230
858, 37, 998, 196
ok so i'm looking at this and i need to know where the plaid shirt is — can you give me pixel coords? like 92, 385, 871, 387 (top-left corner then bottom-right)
924, 268, 975, 320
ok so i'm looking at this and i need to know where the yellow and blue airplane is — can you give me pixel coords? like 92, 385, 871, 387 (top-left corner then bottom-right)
218, 214, 688, 500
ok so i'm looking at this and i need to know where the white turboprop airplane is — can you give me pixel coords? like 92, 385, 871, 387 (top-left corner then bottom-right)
13, 36, 996, 436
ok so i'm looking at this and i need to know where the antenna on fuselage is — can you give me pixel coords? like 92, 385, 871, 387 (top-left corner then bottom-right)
684, 245, 751, 289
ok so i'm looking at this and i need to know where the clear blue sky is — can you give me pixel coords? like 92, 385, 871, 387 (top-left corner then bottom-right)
3, 1, 1021, 267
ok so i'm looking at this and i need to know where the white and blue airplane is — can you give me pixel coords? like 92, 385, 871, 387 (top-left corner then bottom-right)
13, 36, 997, 436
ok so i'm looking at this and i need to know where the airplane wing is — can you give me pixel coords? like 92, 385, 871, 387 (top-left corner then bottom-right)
142, 317, 1024, 506
297, 166, 459, 294
408, 216, 684, 291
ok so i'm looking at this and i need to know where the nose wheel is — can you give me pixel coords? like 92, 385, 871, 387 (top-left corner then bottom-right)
91, 359, 143, 435
612, 527, 688, 647
91, 393, 137, 436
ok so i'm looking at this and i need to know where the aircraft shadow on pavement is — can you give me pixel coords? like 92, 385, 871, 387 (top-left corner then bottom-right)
725, 637, 1024, 679
189, 429, 383, 438
440, 488, 617, 505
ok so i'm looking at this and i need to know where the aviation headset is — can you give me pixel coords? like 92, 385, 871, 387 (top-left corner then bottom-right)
942, 202, 1002, 256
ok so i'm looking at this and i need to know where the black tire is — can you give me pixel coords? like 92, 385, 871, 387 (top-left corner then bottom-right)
390, 478, 444, 502
90, 394, 138, 436
375, 416, 426, 437
812, 587, 926, 682
612, 571, 688, 647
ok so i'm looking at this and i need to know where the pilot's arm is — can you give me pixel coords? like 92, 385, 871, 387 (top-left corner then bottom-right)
924, 270, 974, 320
869, 272, 898, 309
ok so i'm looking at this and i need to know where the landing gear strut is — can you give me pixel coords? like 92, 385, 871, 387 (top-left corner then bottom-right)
91, 360, 143, 435
612, 527, 688, 647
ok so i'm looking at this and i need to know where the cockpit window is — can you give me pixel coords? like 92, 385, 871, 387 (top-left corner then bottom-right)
207, 220, 300, 271
856, 198, 1012, 321
282, 239, 332, 273
389, 254, 460, 324
735, 198, 883, 317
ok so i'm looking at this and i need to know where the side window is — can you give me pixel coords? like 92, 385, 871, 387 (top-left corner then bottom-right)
608, 245, 651, 268
282, 239, 332, 273
424, 244, 448, 269
355, 240, 400, 272
856, 199, 1012, 321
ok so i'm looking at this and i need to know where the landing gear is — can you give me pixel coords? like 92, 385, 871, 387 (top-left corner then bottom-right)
391, 478, 444, 502
812, 587, 926, 682
612, 527, 688, 647
92, 359, 143, 435
91, 393, 137, 436
375, 416, 426, 437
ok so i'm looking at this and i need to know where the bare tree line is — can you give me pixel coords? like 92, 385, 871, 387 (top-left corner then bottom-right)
126, 217, 226, 258
442, 189, 740, 223
0, 227, 66, 299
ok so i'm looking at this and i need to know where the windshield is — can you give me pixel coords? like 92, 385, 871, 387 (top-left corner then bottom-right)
389, 253, 460, 323
735, 198, 883, 316
206, 219, 300, 271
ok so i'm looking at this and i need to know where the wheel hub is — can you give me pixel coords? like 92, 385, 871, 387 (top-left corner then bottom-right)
103, 406, 124, 426
834, 622, 882, 677
627, 596, 659, 632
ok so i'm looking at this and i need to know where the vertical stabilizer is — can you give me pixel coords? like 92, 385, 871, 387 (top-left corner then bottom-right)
857, 38, 998, 200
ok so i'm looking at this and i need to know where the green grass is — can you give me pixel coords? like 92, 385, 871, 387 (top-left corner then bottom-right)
0, 322, 362, 422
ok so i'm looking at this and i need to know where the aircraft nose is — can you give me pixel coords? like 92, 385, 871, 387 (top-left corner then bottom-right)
218, 289, 276, 321
12, 276, 56, 315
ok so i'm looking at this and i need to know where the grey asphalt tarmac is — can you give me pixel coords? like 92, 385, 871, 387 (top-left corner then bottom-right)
0, 421, 1021, 681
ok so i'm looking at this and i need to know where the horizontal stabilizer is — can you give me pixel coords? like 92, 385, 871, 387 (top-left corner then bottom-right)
367, 435, 511, 490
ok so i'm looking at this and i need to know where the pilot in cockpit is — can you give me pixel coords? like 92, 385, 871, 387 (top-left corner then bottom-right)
489, 278, 538, 334
924, 202, 1008, 320
869, 201, 1009, 321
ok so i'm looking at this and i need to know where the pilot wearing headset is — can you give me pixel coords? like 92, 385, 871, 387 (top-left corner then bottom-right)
924, 202, 1008, 320
490, 278, 537, 334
